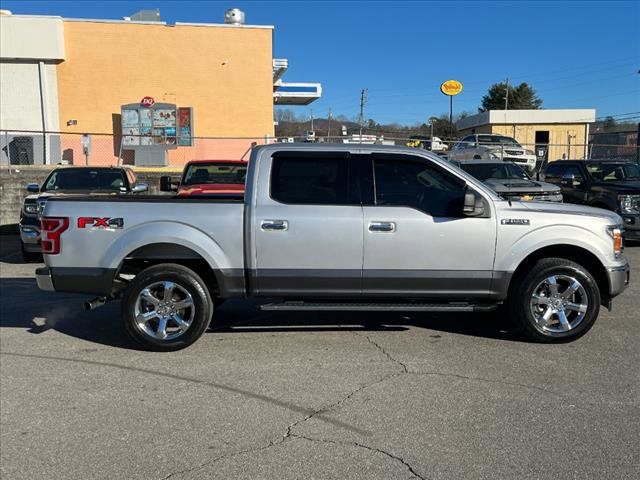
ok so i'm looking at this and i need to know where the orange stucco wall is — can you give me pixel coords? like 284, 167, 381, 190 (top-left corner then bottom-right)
57, 20, 274, 165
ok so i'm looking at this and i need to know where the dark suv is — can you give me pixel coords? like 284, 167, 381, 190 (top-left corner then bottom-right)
20, 167, 148, 260
540, 159, 640, 240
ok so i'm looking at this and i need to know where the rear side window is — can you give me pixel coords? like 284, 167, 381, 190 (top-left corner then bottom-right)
270, 156, 350, 205
373, 157, 465, 217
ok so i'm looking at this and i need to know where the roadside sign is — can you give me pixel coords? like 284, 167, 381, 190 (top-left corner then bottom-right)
440, 80, 463, 96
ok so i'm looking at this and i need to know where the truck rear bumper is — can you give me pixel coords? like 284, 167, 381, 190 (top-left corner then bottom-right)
608, 262, 630, 297
35, 266, 116, 295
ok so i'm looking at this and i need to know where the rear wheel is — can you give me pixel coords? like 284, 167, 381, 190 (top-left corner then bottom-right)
509, 258, 600, 342
121, 263, 213, 351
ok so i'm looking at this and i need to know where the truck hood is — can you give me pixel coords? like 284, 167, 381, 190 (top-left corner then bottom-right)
38, 191, 123, 197
521, 201, 622, 224
485, 179, 561, 194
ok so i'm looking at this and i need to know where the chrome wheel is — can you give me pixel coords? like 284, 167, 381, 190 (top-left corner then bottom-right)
134, 281, 195, 341
529, 275, 588, 335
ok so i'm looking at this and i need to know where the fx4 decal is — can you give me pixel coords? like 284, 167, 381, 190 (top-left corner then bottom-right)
77, 217, 124, 229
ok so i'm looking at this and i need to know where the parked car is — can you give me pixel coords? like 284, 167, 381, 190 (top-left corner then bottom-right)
36, 144, 629, 350
407, 135, 448, 152
160, 160, 247, 196
449, 134, 536, 173
540, 159, 640, 240
454, 160, 562, 202
20, 167, 147, 260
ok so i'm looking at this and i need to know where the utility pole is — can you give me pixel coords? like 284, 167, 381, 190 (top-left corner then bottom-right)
310, 109, 314, 131
359, 88, 367, 141
504, 77, 509, 110
327, 108, 332, 139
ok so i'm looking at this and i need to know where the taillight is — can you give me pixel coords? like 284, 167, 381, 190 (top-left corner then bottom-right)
41, 217, 69, 254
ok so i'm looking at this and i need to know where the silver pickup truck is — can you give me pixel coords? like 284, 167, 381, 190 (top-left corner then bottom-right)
36, 144, 630, 350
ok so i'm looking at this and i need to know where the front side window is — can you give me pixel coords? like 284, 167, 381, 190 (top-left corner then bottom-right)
43, 169, 125, 192
543, 163, 565, 182
271, 156, 350, 205
373, 157, 465, 217
563, 166, 584, 182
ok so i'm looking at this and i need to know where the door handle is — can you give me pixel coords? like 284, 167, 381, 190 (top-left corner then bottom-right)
369, 221, 396, 232
261, 219, 288, 231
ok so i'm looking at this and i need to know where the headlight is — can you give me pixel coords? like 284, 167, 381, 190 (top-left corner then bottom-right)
24, 203, 38, 215
618, 194, 640, 214
607, 225, 624, 256
526, 149, 535, 155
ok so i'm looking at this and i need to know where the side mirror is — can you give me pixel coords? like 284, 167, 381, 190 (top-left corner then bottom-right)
131, 182, 148, 193
26, 183, 40, 193
562, 174, 581, 187
463, 190, 485, 217
159, 176, 178, 192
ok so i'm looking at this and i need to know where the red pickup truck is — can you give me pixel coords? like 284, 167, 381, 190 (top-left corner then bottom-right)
160, 160, 247, 196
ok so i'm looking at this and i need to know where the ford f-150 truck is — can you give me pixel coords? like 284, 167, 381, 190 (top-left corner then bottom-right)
36, 144, 630, 351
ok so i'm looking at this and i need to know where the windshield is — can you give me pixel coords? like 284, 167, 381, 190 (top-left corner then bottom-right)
42, 169, 126, 192
461, 163, 530, 181
477, 135, 521, 147
182, 163, 247, 186
586, 163, 640, 181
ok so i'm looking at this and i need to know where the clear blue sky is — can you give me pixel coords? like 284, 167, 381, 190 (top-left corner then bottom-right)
2, 0, 639, 125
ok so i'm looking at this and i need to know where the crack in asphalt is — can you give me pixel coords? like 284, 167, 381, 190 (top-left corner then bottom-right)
359, 333, 408, 373
291, 434, 426, 480
2, 342, 579, 480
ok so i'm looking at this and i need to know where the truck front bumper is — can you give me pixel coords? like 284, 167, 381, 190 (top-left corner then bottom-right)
608, 261, 630, 297
621, 214, 640, 240
35, 267, 55, 291
19, 221, 41, 252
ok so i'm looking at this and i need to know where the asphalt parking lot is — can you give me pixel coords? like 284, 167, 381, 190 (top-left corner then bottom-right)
1, 233, 639, 480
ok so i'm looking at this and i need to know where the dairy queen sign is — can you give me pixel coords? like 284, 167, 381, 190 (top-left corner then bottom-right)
140, 96, 155, 107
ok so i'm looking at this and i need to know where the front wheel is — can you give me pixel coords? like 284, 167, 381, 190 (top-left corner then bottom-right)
121, 263, 213, 351
509, 258, 601, 342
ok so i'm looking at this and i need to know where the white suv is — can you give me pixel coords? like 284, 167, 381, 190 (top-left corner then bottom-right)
450, 134, 536, 173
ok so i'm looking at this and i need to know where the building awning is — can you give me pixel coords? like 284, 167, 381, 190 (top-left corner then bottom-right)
272, 58, 321, 105
273, 82, 322, 105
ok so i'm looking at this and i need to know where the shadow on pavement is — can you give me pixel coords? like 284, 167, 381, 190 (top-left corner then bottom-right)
1, 277, 522, 350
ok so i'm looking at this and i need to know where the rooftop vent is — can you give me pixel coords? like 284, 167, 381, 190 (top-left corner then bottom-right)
224, 8, 245, 25
129, 9, 161, 22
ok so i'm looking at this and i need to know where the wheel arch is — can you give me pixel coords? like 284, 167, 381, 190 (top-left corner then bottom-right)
507, 244, 609, 306
103, 222, 244, 298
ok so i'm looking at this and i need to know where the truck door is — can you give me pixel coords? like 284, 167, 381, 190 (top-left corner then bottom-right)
251, 151, 363, 297
361, 153, 497, 298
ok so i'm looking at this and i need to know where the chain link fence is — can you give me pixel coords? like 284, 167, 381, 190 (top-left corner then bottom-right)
2, 129, 639, 172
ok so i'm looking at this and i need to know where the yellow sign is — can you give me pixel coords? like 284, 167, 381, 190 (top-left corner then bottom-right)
440, 80, 463, 96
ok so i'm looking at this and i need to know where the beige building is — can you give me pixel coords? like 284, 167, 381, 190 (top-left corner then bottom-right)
456, 109, 596, 161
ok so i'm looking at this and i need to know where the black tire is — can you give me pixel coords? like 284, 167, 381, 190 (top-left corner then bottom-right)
509, 258, 601, 343
121, 263, 213, 351
21, 242, 42, 262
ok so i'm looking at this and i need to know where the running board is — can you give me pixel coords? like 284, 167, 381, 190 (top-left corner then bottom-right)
260, 301, 497, 312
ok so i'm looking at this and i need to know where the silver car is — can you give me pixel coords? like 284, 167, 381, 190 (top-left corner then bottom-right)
449, 134, 537, 173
